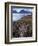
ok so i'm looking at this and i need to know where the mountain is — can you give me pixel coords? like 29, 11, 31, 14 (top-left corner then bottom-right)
21, 15, 32, 20
16, 15, 32, 21
19, 10, 26, 13
14, 15, 32, 25
14, 15, 32, 22
12, 9, 32, 14
19, 10, 32, 13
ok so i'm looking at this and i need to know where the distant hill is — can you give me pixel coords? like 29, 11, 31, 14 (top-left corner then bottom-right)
12, 10, 32, 14
13, 15, 32, 26
16, 15, 32, 21
21, 15, 32, 20
13, 15, 32, 24
19, 10, 32, 13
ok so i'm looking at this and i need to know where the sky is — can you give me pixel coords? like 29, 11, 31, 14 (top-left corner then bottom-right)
11, 8, 32, 21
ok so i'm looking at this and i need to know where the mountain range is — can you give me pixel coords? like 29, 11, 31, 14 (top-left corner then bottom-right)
12, 10, 32, 14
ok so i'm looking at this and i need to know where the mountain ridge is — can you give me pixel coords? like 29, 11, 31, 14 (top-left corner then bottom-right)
12, 10, 32, 13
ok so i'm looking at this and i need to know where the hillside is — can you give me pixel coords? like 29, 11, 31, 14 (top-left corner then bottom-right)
13, 15, 32, 25
21, 15, 32, 20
